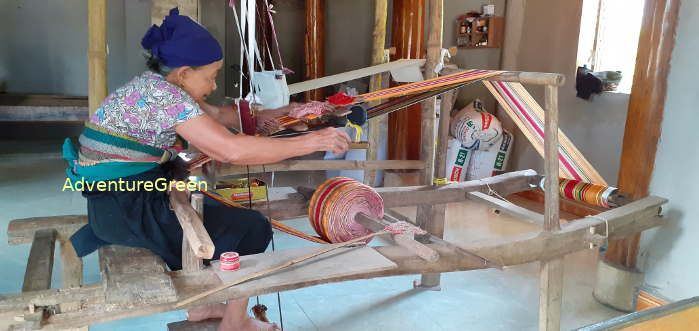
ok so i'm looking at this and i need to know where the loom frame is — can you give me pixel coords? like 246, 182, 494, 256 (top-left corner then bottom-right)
1, 1, 669, 330
2, 175, 667, 330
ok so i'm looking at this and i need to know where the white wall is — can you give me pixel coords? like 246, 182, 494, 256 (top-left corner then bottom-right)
638, 1, 699, 301
0, 0, 150, 96
443, 0, 506, 111
500, 0, 629, 184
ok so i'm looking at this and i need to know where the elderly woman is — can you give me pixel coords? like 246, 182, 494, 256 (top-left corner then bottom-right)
63, 9, 349, 331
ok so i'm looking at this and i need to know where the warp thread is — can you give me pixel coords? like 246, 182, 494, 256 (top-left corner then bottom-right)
308, 177, 384, 243
384, 221, 427, 236
288, 101, 334, 119
541, 177, 617, 208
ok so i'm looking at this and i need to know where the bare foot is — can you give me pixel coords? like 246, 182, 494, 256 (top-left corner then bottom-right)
218, 316, 280, 331
187, 303, 227, 322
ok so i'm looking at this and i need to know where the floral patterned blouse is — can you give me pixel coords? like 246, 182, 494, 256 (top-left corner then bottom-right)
89, 71, 204, 149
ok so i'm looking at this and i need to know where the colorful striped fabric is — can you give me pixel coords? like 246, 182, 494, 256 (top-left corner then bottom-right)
78, 122, 171, 166
200, 190, 330, 244
483, 81, 607, 185
357, 69, 503, 103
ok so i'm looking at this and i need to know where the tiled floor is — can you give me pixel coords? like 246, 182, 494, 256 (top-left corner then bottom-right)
0, 139, 623, 330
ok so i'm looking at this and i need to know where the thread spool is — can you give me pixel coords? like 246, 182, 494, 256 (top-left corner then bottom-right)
308, 177, 384, 243
219, 252, 240, 271
540, 177, 619, 208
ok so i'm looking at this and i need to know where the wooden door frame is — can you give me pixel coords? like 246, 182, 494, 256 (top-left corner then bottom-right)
605, 0, 681, 267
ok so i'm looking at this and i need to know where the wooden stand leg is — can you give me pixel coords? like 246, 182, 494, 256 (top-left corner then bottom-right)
539, 85, 563, 331
415, 8, 442, 283
60, 240, 83, 289
182, 193, 205, 272
539, 258, 564, 331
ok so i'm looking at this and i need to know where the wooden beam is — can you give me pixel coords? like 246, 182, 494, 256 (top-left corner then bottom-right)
8, 215, 86, 245
88, 0, 107, 116
0, 105, 88, 122
22, 229, 57, 292
539, 85, 563, 331
304, 0, 325, 101
289, 59, 424, 95
169, 190, 215, 259
377, 169, 538, 208
205, 159, 426, 177
486, 72, 566, 87
606, 0, 681, 268
467, 192, 545, 226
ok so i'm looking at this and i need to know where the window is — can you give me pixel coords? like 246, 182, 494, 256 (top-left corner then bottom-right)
577, 0, 646, 94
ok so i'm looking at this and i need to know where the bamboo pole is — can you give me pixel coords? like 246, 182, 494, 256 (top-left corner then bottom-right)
88, 0, 108, 116
539, 85, 563, 331
304, 0, 325, 101
204, 159, 426, 177
364, 0, 389, 186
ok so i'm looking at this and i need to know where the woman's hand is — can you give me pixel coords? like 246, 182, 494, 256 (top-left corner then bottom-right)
304, 128, 351, 156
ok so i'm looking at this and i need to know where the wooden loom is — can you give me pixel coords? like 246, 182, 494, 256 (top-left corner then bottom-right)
1, 67, 669, 330
1, 1, 669, 331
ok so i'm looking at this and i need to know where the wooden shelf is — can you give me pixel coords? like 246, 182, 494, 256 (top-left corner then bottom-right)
456, 15, 504, 49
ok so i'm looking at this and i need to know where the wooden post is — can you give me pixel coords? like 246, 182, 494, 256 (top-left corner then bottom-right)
605, 0, 681, 268
23, 229, 57, 293
182, 193, 206, 272
59, 239, 87, 331
88, 0, 108, 116
388, 0, 425, 161
415, 0, 444, 289
364, 0, 389, 186
539, 85, 563, 331
304, 0, 325, 101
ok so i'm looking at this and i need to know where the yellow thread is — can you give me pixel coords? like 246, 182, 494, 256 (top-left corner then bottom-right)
433, 178, 455, 185
345, 122, 362, 142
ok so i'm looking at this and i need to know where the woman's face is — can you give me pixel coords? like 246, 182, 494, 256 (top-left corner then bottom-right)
168, 60, 223, 102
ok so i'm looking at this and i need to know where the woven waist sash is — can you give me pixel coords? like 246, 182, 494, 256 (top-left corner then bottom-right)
64, 123, 173, 182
